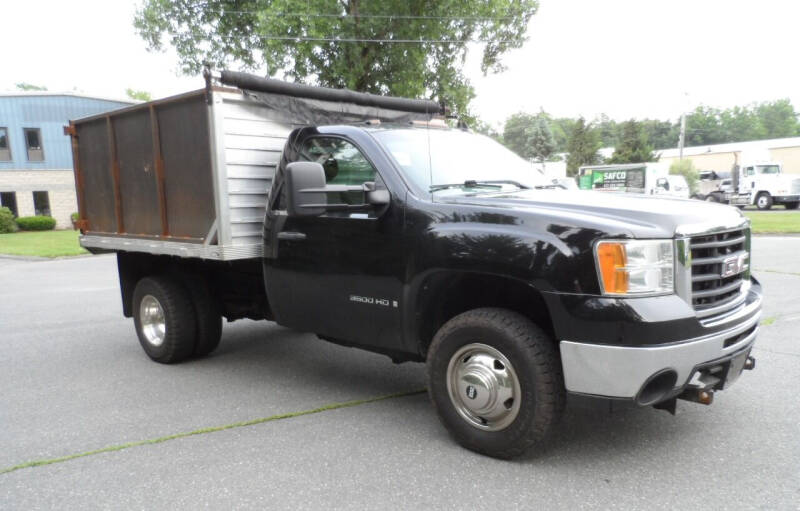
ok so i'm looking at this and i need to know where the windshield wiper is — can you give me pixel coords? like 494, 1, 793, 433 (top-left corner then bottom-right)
429, 180, 529, 192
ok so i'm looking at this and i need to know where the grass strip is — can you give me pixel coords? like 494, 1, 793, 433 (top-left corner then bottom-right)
0, 230, 87, 258
744, 211, 800, 234
0, 388, 426, 476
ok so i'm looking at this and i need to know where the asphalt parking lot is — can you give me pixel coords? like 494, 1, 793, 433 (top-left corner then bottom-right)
1, 237, 799, 509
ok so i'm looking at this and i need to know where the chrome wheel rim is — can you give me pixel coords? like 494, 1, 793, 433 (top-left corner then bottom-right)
139, 295, 166, 347
758, 196, 768, 207
446, 343, 521, 431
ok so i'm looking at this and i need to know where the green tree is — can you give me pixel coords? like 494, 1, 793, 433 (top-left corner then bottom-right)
549, 117, 577, 153
565, 117, 601, 176
502, 112, 536, 158
685, 106, 725, 146
594, 114, 619, 148
641, 118, 678, 150
125, 88, 152, 101
607, 120, 656, 163
720, 105, 765, 143
527, 113, 556, 164
670, 159, 699, 195
471, 119, 502, 142
134, 0, 539, 120
755, 99, 800, 138
15, 83, 47, 91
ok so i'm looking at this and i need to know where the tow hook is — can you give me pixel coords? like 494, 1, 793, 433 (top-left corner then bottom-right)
676, 371, 721, 407
744, 356, 756, 370
678, 388, 714, 406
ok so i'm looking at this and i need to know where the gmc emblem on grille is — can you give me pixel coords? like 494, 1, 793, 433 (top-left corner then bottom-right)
721, 254, 748, 278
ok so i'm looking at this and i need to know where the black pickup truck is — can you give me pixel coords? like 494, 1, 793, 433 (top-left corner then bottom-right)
68, 72, 761, 459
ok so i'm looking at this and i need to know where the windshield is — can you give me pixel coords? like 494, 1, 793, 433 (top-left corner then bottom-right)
756, 165, 780, 175
371, 128, 547, 192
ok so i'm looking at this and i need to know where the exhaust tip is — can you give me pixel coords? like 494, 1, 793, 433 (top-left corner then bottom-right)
636, 369, 678, 406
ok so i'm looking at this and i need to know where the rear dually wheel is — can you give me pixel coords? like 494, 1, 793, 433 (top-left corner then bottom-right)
132, 276, 197, 364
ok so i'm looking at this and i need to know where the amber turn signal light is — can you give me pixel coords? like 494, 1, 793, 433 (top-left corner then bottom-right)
596, 242, 629, 294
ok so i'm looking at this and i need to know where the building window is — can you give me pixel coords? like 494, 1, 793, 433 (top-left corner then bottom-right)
24, 128, 44, 162
33, 191, 51, 216
0, 192, 18, 217
0, 127, 10, 161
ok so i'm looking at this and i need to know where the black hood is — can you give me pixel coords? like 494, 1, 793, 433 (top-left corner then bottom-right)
438, 189, 748, 238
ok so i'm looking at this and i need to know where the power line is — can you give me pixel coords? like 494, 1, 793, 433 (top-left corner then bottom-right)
258, 35, 491, 43
186, 4, 522, 21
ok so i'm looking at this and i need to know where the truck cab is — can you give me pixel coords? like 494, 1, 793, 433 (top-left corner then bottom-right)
261, 123, 761, 457
736, 162, 799, 210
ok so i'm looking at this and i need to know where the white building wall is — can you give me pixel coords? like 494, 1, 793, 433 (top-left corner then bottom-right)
0, 170, 78, 229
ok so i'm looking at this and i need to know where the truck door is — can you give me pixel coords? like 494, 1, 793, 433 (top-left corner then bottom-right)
263, 133, 405, 351
740, 166, 755, 195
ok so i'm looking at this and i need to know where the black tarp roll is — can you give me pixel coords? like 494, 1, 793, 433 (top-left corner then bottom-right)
219, 70, 442, 115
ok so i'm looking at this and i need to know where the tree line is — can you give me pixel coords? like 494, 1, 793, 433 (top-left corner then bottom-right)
496, 99, 800, 175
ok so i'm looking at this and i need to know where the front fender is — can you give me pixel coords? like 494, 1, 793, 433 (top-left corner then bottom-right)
411, 221, 602, 295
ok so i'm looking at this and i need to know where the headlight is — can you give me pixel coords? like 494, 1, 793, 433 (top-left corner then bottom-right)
595, 240, 674, 296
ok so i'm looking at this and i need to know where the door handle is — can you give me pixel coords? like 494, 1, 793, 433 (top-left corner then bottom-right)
277, 231, 307, 241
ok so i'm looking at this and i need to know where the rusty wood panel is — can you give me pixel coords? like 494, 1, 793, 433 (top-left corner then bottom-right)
106, 117, 124, 233
114, 110, 161, 236
150, 105, 169, 236
66, 122, 88, 232
76, 119, 116, 233
156, 94, 216, 239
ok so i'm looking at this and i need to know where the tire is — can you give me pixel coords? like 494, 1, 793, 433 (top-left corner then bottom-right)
705, 194, 718, 203
756, 193, 773, 210
184, 277, 223, 357
132, 276, 197, 364
426, 308, 565, 459
785, 202, 799, 210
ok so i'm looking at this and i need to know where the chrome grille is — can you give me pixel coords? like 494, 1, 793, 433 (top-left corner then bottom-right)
689, 228, 749, 318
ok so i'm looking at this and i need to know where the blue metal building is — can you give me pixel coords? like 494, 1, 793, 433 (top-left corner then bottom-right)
0, 92, 133, 227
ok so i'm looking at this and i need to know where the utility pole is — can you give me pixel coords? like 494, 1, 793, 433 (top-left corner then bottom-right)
678, 91, 688, 161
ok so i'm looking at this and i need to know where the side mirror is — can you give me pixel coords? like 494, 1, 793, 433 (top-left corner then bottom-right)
286, 161, 327, 217
363, 181, 390, 206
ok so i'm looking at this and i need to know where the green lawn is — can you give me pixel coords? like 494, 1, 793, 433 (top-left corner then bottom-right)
744, 211, 800, 234
0, 230, 88, 258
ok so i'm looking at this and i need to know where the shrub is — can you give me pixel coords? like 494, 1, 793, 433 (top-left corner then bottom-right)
70, 212, 79, 222
670, 159, 699, 195
0, 206, 17, 233
16, 215, 56, 231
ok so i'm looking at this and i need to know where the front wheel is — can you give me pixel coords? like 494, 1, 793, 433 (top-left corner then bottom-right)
426, 308, 565, 459
756, 193, 773, 210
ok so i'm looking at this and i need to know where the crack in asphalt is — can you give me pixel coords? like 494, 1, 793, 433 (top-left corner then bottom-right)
753, 268, 800, 277
0, 389, 426, 476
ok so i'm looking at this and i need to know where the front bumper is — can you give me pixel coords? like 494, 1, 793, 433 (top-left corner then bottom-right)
556, 284, 762, 402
